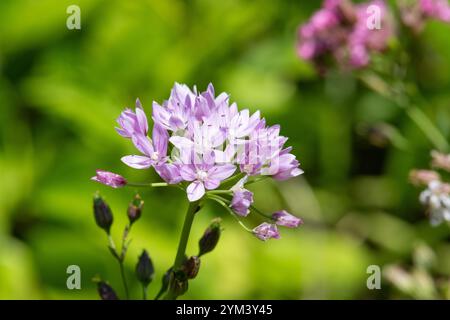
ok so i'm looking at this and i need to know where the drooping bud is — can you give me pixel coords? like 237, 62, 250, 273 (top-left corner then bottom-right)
198, 218, 222, 257
253, 222, 280, 241
230, 177, 253, 217
91, 170, 127, 188
271, 210, 303, 228
181, 256, 201, 280
97, 281, 119, 300
93, 194, 113, 234
135, 250, 154, 287
128, 194, 144, 225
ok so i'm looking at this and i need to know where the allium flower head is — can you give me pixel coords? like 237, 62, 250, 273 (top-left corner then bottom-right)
99, 83, 304, 243
118, 83, 303, 202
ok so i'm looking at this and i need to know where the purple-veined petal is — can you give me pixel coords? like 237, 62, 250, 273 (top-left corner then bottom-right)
170, 136, 194, 149
204, 178, 220, 190
180, 165, 197, 181
207, 164, 236, 181
187, 181, 205, 202
152, 124, 168, 157
132, 134, 154, 156
121, 155, 152, 169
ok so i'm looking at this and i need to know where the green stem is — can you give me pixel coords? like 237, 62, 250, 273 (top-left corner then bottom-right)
119, 261, 129, 300
127, 182, 169, 187
207, 194, 253, 232
206, 190, 233, 195
220, 172, 246, 189
359, 72, 448, 152
250, 205, 272, 219
142, 285, 148, 300
246, 176, 269, 186
164, 200, 200, 300
405, 106, 449, 152
107, 231, 130, 299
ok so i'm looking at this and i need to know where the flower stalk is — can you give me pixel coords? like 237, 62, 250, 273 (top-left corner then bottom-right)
164, 200, 200, 300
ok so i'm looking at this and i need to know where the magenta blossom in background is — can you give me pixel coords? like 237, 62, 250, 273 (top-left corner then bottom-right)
272, 210, 303, 228
400, 0, 450, 32
420, 0, 450, 22
297, 0, 395, 70
91, 170, 127, 188
253, 223, 280, 241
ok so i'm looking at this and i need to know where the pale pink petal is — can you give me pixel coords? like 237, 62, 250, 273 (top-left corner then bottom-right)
121, 155, 152, 169
204, 178, 220, 190
208, 164, 236, 181
187, 181, 205, 202
170, 136, 194, 149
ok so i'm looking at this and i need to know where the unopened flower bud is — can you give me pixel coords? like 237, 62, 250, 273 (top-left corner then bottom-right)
155, 267, 172, 300
135, 249, 154, 287
169, 275, 188, 298
253, 222, 280, 241
272, 210, 303, 228
128, 194, 144, 225
91, 170, 127, 188
198, 218, 222, 257
97, 281, 119, 300
93, 194, 113, 234
181, 256, 201, 279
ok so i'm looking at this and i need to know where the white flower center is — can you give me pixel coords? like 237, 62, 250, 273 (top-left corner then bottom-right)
151, 152, 159, 161
196, 170, 208, 181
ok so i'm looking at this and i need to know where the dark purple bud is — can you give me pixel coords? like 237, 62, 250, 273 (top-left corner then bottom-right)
97, 281, 119, 300
182, 256, 201, 280
155, 267, 172, 300
135, 250, 154, 287
128, 194, 144, 225
93, 194, 113, 234
169, 274, 188, 298
198, 218, 222, 257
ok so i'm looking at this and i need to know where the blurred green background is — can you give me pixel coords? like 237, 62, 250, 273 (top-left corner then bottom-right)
1, 0, 450, 300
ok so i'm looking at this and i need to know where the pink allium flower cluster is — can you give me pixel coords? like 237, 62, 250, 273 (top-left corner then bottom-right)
116, 83, 302, 202
92, 83, 304, 241
420, 0, 450, 22
297, 0, 394, 70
